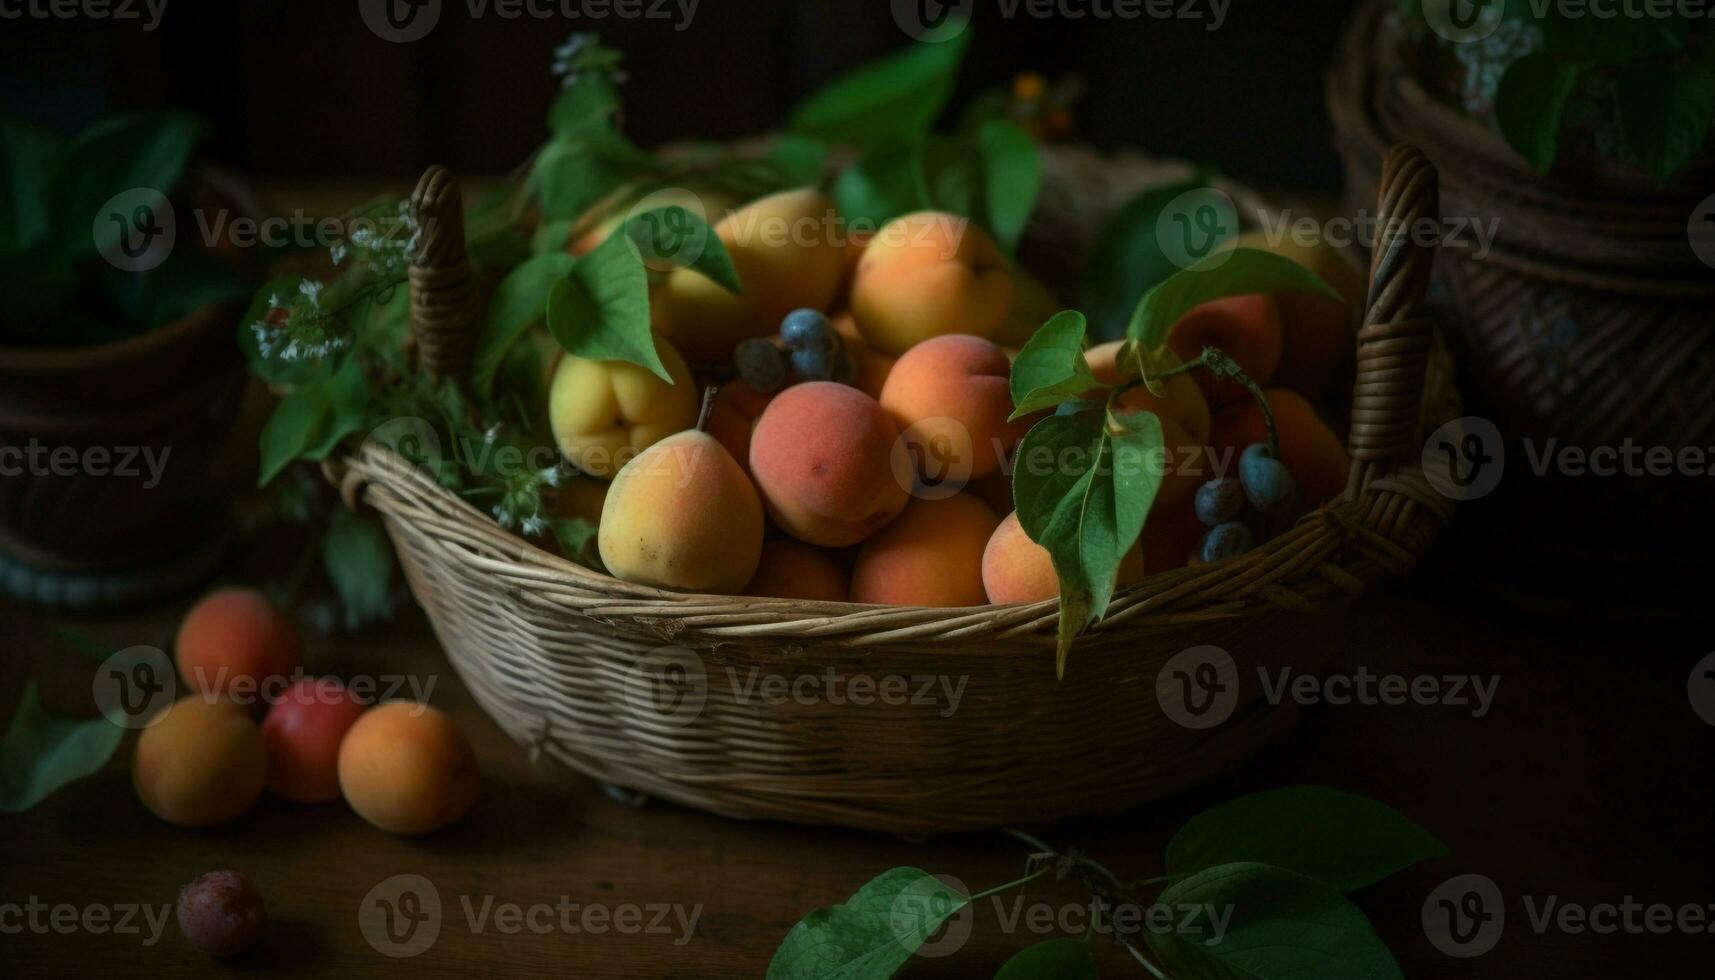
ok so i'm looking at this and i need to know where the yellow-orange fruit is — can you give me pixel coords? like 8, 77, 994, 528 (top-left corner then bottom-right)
850, 212, 1015, 356
175, 587, 300, 706
832, 311, 895, 400
652, 188, 846, 365
745, 539, 850, 602
850, 494, 999, 607
705, 378, 775, 477
1086, 341, 1213, 507
749, 382, 913, 547
880, 334, 1036, 487
133, 697, 266, 827
599, 430, 764, 593
981, 510, 1144, 604
337, 702, 478, 835
548, 337, 698, 479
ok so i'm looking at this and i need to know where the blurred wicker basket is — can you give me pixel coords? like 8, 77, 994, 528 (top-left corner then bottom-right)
326, 143, 1454, 835
1329, 2, 1715, 613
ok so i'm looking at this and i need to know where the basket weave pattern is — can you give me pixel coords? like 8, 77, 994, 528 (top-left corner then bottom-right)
330, 145, 1453, 834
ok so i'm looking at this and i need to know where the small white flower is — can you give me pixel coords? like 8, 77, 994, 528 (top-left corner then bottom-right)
539, 466, 564, 488
484, 424, 501, 445
494, 504, 514, 528
330, 244, 347, 266
298, 280, 324, 307
522, 515, 548, 536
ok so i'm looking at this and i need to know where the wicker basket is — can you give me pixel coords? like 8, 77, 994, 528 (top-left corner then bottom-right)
1328, 2, 1715, 610
325, 144, 1453, 835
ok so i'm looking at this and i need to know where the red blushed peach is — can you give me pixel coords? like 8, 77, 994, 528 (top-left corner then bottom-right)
175, 588, 301, 708
1166, 294, 1284, 407
261, 678, 369, 804
1210, 388, 1351, 510
1085, 341, 1212, 507
749, 381, 913, 547
880, 334, 1036, 487
745, 539, 850, 602
337, 702, 478, 836
133, 697, 266, 828
850, 494, 999, 607
982, 510, 1143, 604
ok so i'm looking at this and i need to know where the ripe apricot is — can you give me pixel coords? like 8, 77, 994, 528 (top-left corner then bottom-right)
548, 336, 698, 479
1166, 294, 1285, 407
175, 588, 300, 708
1210, 388, 1350, 509
749, 382, 913, 547
1222, 231, 1365, 392
133, 696, 266, 827
705, 378, 774, 477
850, 494, 999, 607
982, 510, 1143, 604
745, 539, 850, 602
337, 702, 478, 836
850, 212, 1014, 356
1085, 341, 1212, 507
600, 429, 764, 593
880, 334, 1034, 487
261, 678, 368, 804
652, 188, 847, 365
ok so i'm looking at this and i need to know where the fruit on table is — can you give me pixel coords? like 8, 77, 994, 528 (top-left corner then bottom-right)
175, 588, 300, 707
261, 678, 368, 804
600, 429, 764, 593
177, 870, 266, 957
1221, 231, 1365, 392
1166, 294, 1284, 407
1238, 442, 1297, 512
1199, 521, 1256, 563
1211, 388, 1349, 510
881, 334, 1033, 487
982, 509, 1143, 604
749, 381, 912, 547
849, 212, 1015, 356
133, 696, 266, 827
548, 336, 697, 479
745, 539, 850, 602
995, 267, 1062, 349
1085, 340, 1212, 507
338, 702, 478, 836
704, 378, 774, 478
831, 311, 894, 399
851, 493, 999, 607
652, 188, 847, 365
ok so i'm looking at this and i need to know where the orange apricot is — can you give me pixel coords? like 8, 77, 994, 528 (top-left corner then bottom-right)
981, 510, 1144, 604
133, 696, 267, 827
880, 334, 1034, 486
337, 702, 478, 836
745, 539, 851, 602
175, 588, 300, 708
850, 494, 999, 607
1085, 341, 1212, 507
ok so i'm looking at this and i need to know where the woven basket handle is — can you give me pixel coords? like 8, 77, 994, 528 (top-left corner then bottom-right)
408, 165, 479, 383
1345, 144, 1439, 498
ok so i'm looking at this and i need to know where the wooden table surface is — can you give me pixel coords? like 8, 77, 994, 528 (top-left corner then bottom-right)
3, 549, 1711, 978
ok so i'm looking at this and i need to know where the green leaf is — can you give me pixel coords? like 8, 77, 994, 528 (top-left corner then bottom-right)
475, 251, 576, 397
1084, 178, 1219, 343
767, 867, 968, 980
994, 938, 1098, 979
321, 507, 395, 629
1008, 310, 1107, 420
0, 111, 63, 248
971, 121, 1040, 256
1146, 863, 1403, 980
788, 22, 972, 145
530, 78, 659, 222
546, 231, 668, 382
301, 355, 370, 461
623, 204, 742, 294
1535, 7, 1687, 65
0, 684, 124, 813
552, 516, 602, 571
832, 139, 928, 232
1013, 408, 1165, 675
1167, 786, 1449, 892
766, 134, 830, 186
1617, 45, 1715, 183
50, 110, 206, 261
1126, 249, 1340, 350
258, 381, 332, 487
1494, 53, 1581, 173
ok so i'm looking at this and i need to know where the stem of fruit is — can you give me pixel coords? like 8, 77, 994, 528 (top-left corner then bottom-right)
1001, 828, 1173, 975
1113, 343, 1279, 458
694, 386, 717, 433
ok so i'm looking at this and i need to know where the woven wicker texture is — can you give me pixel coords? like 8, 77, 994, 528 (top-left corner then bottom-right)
331, 144, 1453, 834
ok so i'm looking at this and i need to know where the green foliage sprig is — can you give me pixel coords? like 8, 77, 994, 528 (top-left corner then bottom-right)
768, 786, 1447, 979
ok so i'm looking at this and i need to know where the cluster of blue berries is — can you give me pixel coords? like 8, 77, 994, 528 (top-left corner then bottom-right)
733, 309, 851, 394
1192, 442, 1296, 563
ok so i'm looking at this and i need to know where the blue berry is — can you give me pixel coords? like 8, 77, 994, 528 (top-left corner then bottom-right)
734, 338, 787, 393
1198, 521, 1255, 563
1194, 478, 1245, 527
1238, 443, 1296, 512
791, 345, 836, 381
781, 309, 836, 352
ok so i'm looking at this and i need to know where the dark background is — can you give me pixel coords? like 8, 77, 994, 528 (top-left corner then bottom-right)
1, 0, 1367, 190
